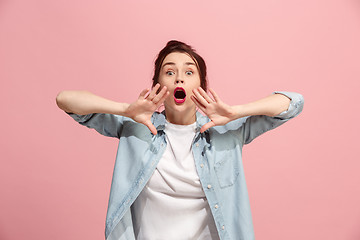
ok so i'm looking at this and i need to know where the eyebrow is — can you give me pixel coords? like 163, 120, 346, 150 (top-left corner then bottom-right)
162, 62, 196, 68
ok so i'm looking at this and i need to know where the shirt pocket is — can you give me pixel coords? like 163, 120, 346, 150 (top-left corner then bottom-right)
214, 150, 240, 188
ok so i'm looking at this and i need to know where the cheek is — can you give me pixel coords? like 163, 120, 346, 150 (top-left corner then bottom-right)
158, 76, 172, 88
193, 77, 201, 88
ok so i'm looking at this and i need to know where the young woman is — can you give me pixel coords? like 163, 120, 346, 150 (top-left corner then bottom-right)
56, 40, 304, 240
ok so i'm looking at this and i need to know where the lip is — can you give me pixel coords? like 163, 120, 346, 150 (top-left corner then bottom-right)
173, 87, 186, 104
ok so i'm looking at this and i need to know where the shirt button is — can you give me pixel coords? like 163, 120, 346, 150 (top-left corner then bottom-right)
214, 204, 219, 209
222, 225, 225, 230
200, 164, 204, 168
207, 184, 212, 189
195, 143, 199, 147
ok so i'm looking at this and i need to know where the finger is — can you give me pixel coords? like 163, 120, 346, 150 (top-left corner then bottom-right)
144, 120, 158, 135
198, 87, 214, 103
152, 86, 168, 104
191, 95, 206, 112
201, 121, 215, 133
155, 90, 170, 107
192, 88, 209, 106
209, 88, 221, 102
147, 83, 160, 100
139, 88, 150, 99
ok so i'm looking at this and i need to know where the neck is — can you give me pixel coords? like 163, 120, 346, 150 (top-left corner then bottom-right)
164, 107, 197, 125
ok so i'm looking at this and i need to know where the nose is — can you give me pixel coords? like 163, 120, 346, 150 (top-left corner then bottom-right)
175, 73, 185, 84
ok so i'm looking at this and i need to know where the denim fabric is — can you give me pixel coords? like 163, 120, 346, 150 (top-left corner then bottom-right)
68, 91, 304, 240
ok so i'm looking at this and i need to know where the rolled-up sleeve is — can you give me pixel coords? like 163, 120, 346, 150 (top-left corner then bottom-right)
242, 91, 304, 144
272, 91, 304, 119
67, 112, 124, 139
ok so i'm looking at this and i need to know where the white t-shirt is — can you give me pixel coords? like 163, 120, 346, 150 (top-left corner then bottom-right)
132, 121, 219, 240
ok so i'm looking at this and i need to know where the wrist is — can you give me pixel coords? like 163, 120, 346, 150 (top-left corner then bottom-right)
120, 103, 131, 118
231, 105, 246, 120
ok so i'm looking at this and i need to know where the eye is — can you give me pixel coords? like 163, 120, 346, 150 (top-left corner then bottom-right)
166, 71, 175, 76
186, 71, 193, 76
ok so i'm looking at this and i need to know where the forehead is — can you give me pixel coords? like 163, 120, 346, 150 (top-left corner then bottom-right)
162, 52, 196, 67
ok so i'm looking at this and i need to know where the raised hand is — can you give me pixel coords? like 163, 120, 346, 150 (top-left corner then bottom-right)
125, 83, 169, 135
191, 87, 236, 133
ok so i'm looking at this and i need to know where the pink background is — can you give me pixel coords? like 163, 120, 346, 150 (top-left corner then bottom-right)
1, 0, 359, 239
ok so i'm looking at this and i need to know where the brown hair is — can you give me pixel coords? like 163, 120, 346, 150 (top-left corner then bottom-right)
152, 40, 208, 91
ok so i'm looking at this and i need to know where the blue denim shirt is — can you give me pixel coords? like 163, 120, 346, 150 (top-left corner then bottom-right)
68, 91, 304, 240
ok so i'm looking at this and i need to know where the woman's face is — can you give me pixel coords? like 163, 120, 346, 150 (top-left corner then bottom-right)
158, 52, 201, 114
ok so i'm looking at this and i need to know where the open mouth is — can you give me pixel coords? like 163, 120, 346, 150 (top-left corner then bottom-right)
173, 87, 186, 104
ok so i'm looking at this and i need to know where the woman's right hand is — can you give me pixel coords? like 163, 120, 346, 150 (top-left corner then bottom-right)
125, 83, 169, 135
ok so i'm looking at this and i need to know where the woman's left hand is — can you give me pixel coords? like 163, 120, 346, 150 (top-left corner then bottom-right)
191, 87, 235, 133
